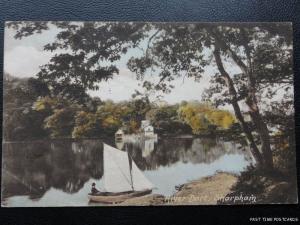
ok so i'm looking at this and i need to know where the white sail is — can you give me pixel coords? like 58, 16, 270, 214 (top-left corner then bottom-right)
103, 143, 153, 193
130, 159, 154, 191
103, 144, 133, 192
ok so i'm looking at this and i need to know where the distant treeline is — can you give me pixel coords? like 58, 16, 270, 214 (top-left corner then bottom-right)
4, 74, 237, 141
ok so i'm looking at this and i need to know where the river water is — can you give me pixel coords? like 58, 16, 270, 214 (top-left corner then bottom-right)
1, 137, 253, 206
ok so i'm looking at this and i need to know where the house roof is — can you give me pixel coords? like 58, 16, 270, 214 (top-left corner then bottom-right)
115, 129, 124, 134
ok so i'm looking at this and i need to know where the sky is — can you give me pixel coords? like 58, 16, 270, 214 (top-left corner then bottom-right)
3, 23, 270, 112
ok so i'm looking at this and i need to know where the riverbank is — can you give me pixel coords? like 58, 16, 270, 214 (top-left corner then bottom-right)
167, 172, 238, 205
119, 172, 238, 206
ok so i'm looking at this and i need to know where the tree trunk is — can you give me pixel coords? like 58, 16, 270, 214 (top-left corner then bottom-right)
246, 96, 274, 169
213, 46, 264, 166
210, 28, 274, 170
240, 28, 274, 170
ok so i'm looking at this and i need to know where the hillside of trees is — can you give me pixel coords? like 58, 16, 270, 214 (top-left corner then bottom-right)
3, 73, 237, 141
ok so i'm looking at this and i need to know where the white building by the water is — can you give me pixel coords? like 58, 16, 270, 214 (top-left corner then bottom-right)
141, 120, 156, 137
144, 125, 154, 136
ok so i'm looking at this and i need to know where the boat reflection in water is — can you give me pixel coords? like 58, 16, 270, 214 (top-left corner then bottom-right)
2, 137, 253, 206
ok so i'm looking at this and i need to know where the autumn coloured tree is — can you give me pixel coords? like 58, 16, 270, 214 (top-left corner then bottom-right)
178, 102, 236, 134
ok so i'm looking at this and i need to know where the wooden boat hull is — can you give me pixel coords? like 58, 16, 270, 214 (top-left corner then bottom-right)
88, 189, 152, 204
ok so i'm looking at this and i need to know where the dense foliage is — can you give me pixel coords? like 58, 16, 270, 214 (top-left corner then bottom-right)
4, 74, 238, 140
5, 22, 294, 170
3, 74, 49, 140
178, 101, 236, 134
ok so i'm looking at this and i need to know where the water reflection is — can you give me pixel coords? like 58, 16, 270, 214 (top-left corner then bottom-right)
2, 140, 103, 200
1, 137, 253, 206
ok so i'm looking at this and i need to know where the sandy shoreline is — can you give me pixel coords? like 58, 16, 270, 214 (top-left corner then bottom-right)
119, 172, 238, 206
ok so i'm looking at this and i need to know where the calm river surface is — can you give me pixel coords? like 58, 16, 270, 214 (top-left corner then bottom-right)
1, 137, 253, 206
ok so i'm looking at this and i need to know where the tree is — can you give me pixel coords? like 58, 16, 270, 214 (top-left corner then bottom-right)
178, 101, 236, 134
34, 96, 80, 138
72, 111, 100, 138
178, 102, 211, 134
3, 74, 49, 140
6, 22, 148, 101
127, 23, 292, 170
95, 101, 129, 136
206, 110, 236, 129
146, 104, 191, 134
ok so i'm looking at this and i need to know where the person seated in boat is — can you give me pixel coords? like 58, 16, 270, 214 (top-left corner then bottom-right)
91, 182, 100, 194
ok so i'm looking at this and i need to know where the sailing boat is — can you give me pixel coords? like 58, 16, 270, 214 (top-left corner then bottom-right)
88, 143, 154, 204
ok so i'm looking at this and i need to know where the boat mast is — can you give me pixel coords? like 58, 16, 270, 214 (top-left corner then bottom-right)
127, 144, 134, 191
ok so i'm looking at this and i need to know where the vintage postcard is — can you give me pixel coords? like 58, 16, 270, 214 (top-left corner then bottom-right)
1, 22, 297, 206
